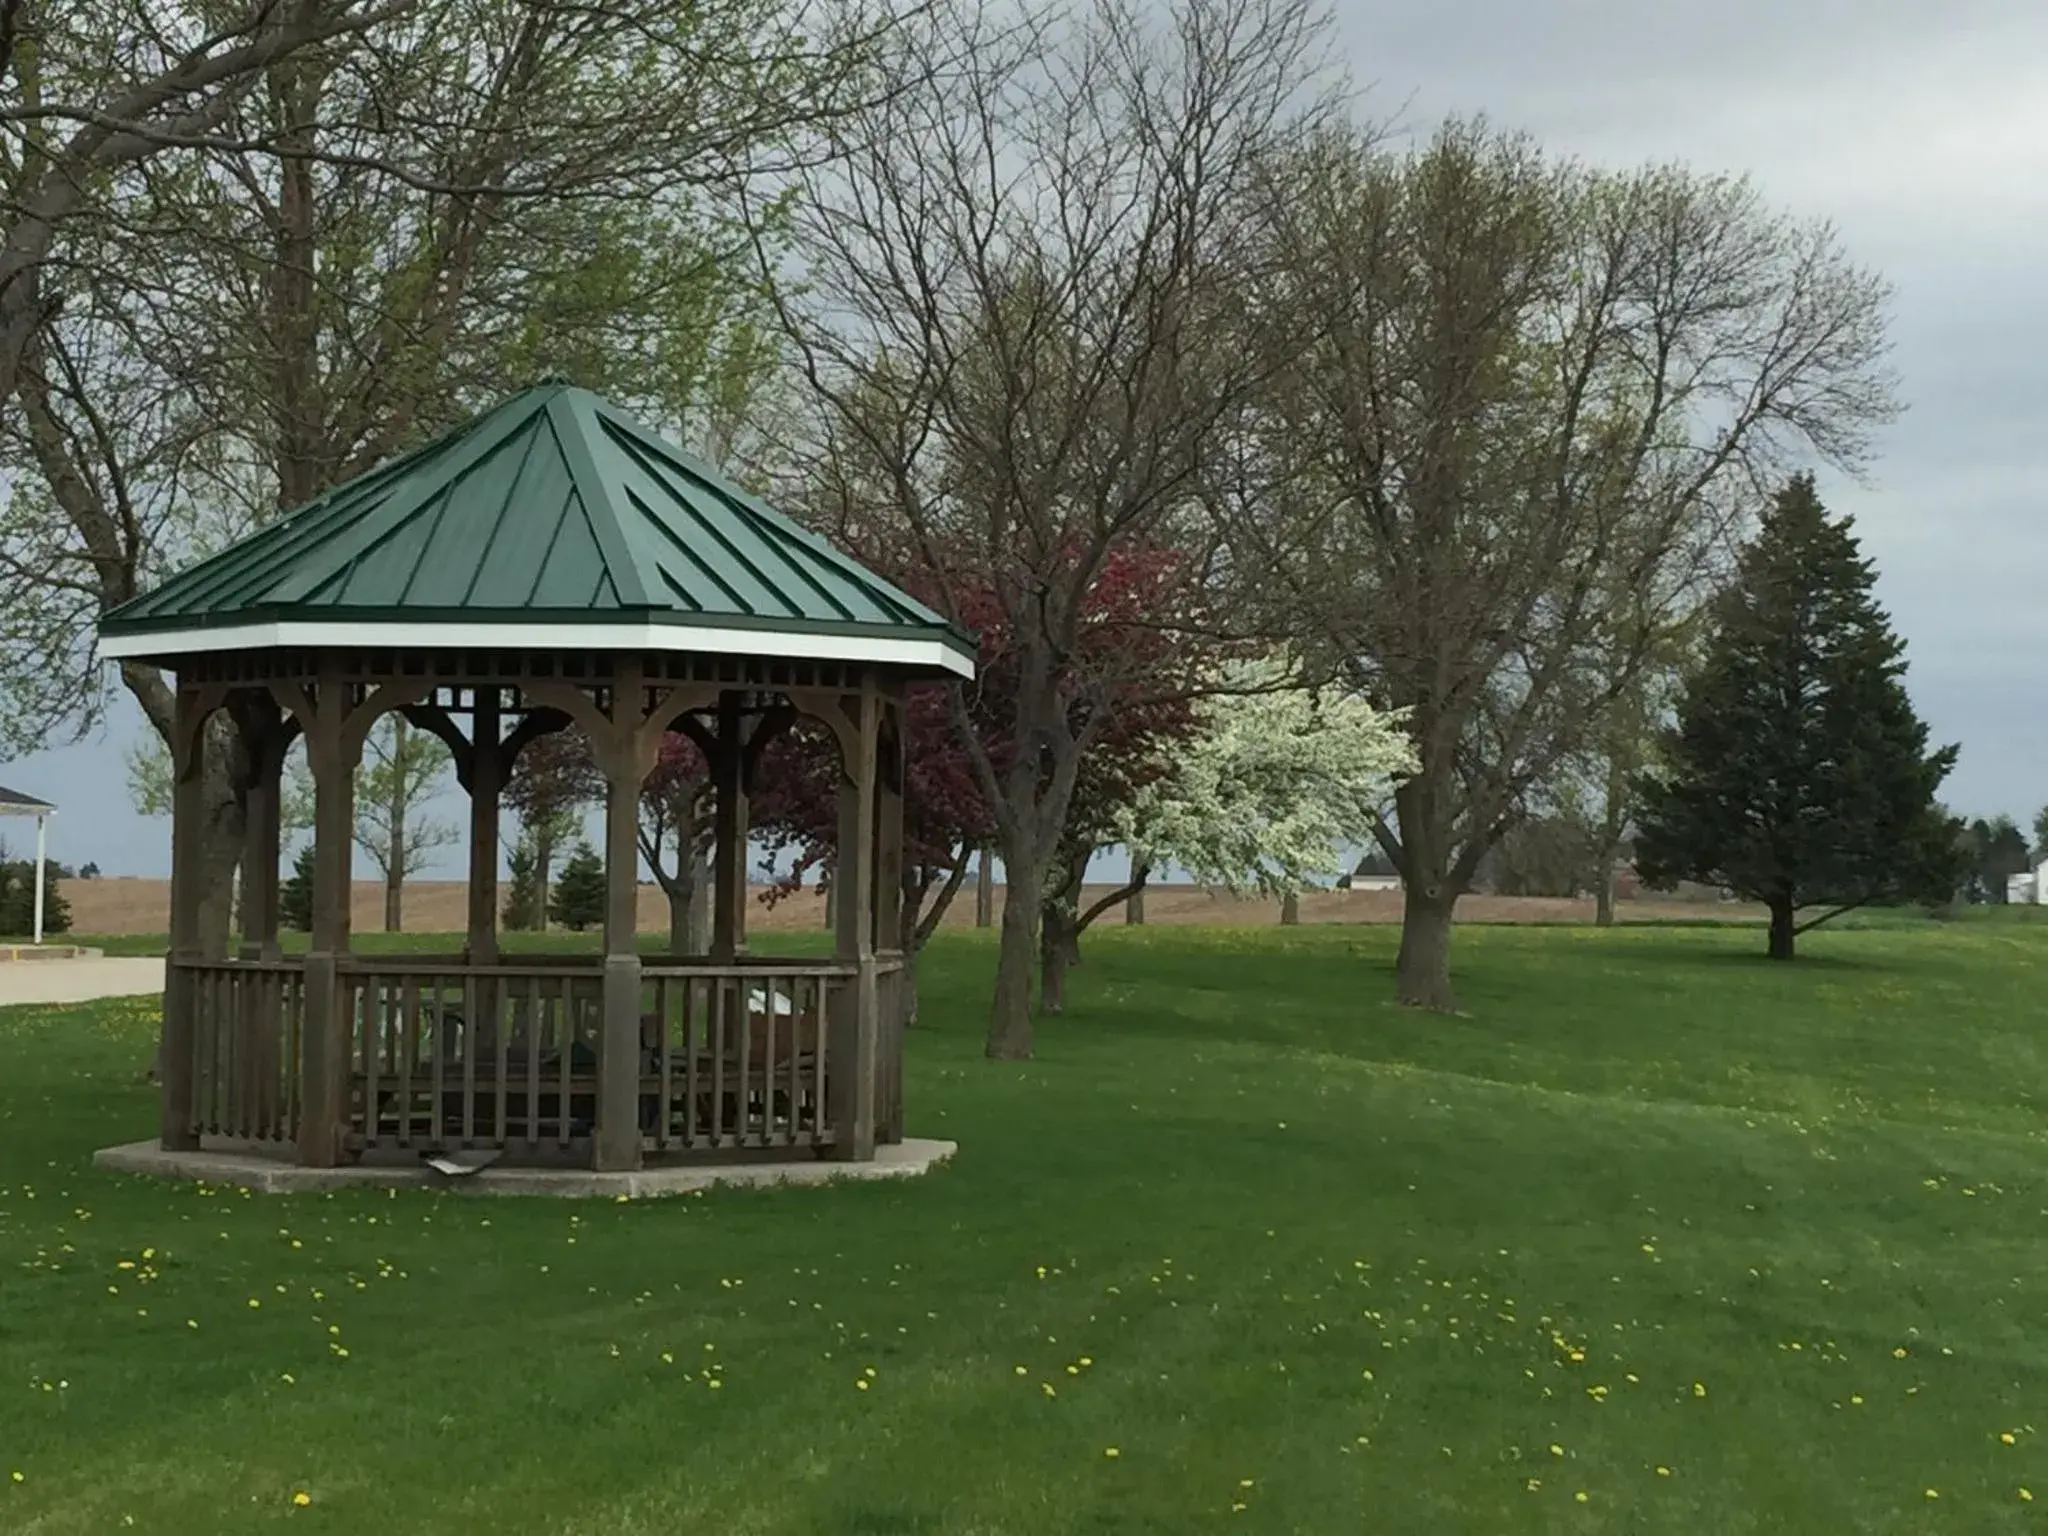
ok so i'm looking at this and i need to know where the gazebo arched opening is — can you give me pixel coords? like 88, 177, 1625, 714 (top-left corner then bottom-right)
98, 382, 972, 1174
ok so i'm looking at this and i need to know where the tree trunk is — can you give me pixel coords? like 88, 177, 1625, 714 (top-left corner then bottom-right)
1395, 884, 1459, 1011
901, 945, 922, 1028
1125, 885, 1144, 924
975, 844, 994, 928
666, 885, 693, 955
1768, 897, 1796, 961
384, 719, 408, 932
535, 836, 554, 932
1594, 862, 1616, 927
987, 856, 1041, 1058
1039, 905, 1070, 1016
1280, 891, 1300, 925
194, 723, 250, 960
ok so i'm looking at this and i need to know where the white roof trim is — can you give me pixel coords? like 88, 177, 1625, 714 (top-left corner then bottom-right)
97, 619, 976, 679
0, 804, 53, 817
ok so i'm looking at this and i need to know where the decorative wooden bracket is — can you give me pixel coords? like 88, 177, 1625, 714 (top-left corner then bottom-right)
399, 702, 476, 791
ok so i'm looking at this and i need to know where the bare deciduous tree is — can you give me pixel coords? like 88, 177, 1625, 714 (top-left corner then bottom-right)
0, 0, 417, 403
1, 0, 896, 952
763, 0, 1337, 1057
353, 716, 458, 932
1238, 120, 1900, 1009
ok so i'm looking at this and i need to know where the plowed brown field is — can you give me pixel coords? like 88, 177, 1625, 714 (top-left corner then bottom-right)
57, 876, 1758, 936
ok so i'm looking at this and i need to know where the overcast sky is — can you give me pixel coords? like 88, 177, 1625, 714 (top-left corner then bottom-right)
2, 0, 2041, 877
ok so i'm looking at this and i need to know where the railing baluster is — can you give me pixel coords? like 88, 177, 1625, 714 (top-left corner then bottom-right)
656, 976, 673, 1153
525, 976, 542, 1148
778, 977, 794, 1145
284, 972, 301, 1142
492, 972, 508, 1146
682, 977, 698, 1148
462, 974, 477, 1146
361, 974, 381, 1148
806, 974, 823, 1146
424, 974, 443, 1149
710, 979, 726, 1148
211, 969, 227, 1137
736, 977, 752, 1147
557, 975, 573, 1150
761, 978, 778, 1146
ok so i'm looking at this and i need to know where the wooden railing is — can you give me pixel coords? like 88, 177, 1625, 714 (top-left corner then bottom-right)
182, 959, 304, 1147
178, 952, 903, 1163
335, 957, 855, 1160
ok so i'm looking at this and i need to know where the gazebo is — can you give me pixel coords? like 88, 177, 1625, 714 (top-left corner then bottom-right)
96, 381, 974, 1174
0, 785, 56, 943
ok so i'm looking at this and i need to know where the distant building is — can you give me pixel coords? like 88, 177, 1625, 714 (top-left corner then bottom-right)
1341, 851, 1402, 893
2009, 861, 2048, 905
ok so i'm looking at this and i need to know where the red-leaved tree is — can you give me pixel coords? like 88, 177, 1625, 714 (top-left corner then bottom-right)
751, 546, 1203, 1021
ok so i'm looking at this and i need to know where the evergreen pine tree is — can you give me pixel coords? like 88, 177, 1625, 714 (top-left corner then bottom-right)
502, 836, 544, 932
548, 844, 607, 932
0, 857, 69, 936
280, 845, 316, 932
1634, 475, 1964, 959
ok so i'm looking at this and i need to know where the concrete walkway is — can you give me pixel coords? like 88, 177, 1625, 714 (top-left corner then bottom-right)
0, 956, 163, 1007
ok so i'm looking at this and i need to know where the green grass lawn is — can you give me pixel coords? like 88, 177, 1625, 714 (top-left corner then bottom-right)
4, 922, 2048, 1533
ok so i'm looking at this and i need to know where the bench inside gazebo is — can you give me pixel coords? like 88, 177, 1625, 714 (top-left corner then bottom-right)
96, 381, 974, 1175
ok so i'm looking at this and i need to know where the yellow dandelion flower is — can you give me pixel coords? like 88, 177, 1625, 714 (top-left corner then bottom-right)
1574, 1491, 1588, 1503
1656, 1466, 1671, 1477
1014, 1366, 1027, 1377
1925, 1488, 1938, 1500
1103, 1447, 1119, 1459
2003, 1433, 2018, 1445
292, 1492, 311, 1507
1240, 1479, 1254, 1489
1692, 1382, 1706, 1397
2021, 1488, 2034, 1502
1893, 1347, 1908, 1359
1550, 1444, 1565, 1457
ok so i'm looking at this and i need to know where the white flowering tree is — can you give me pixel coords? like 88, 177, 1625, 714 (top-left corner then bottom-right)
1114, 658, 1416, 903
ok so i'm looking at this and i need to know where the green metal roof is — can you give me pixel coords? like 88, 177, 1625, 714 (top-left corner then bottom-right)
98, 381, 975, 674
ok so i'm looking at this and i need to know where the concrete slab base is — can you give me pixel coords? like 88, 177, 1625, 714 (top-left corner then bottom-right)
92, 1137, 956, 1198
0, 944, 101, 962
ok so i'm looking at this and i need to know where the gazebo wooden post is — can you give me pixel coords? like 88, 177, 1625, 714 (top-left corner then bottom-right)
239, 717, 287, 962
160, 685, 209, 1152
709, 689, 748, 963
873, 697, 906, 1144
234, 709, 288, 1143
829, 681, 879, 1159
467, 688, 502, 967
299, 664, 357, 1168
595, 663, 645, 1172
467, 689, 503, 1093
